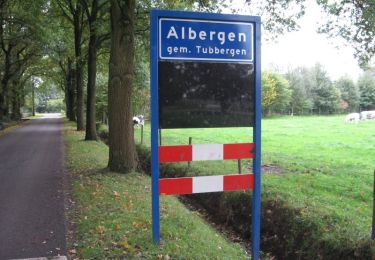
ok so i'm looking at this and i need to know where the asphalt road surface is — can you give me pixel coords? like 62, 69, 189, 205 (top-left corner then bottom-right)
0, 115, 67, 259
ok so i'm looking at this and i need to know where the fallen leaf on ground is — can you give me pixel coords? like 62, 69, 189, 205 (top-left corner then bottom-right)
113, 191, 120, 198
96, 225, 106, 235
119, 240, 130, 249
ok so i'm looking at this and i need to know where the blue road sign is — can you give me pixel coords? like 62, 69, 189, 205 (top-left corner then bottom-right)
159, 18, 253, 62
151, 10, 262, 260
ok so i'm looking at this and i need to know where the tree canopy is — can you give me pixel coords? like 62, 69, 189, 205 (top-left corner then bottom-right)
317, 0, 375, 67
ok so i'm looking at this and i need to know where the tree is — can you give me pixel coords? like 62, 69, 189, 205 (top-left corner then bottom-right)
63, 57, 76, 121
0, 0, 47, 121
358, 72, 375, 110
81, 0, 110, 141
37, 1, 77, 121
107, 0, 137, 173
285, 67, 313, 115
241, 0, 306, 40
105, 0, 198, 173
262, 71, 291, 115
335, 76, 359, 112
309, 64, 341, 114
317, 0, 375, 67
57, 0, 86, 130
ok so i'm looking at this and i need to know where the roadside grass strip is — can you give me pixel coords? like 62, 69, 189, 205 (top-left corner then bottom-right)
0, 120, 29, 137
0, 115, 43, 138
64, 121, 249, 259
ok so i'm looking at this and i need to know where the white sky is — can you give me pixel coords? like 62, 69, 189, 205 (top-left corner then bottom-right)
234, 0, 363, 81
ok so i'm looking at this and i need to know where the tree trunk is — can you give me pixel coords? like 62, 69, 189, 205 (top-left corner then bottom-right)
32, 82, 35, 116
74, 2, 84, 131
67, 82, 76, 121
75, 62, 84, 129
66, 58, 76, 121
10, 81, 21, 121
107, 0, 137, 173
0, 84, 5, 119
0, 52, 11, 120
85, 33, 98, 140
85, 0, 99, 141
10, 93, 21, 120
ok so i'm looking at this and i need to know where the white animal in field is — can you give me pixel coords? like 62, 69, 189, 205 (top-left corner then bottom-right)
345, 113, 360, 123
360, 111, 368, 120
360, 111, 375, 120
133, 115, 145, 127
366, 111, 375, 119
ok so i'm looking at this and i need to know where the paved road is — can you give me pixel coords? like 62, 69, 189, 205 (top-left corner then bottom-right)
0, 116, 67, 259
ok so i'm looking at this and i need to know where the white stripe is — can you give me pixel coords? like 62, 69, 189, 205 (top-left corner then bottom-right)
192, 144, 223, 161
192, 175, 223, 193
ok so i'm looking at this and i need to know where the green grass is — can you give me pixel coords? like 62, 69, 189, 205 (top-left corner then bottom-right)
134, 115, 375, 248
64, 121, 249, 259
0, 124, 21, 137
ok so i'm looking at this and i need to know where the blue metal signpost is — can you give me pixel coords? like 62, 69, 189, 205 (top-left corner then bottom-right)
151, 10, 261, 260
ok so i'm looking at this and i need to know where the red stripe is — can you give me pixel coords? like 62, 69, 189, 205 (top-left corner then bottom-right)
223, 174, 254, 191
223, 143, 255, 160
159, 145, 192, 163
159, 177, 193, 195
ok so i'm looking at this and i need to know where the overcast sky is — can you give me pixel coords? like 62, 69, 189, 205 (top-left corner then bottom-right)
234, 0, 363, 81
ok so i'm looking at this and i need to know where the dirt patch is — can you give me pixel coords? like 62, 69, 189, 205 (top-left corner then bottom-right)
246, 163, 283, 174
262, 164, 283, 174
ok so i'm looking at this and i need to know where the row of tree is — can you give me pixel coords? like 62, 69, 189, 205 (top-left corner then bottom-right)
42, 0, 308, 173
0, 1, 48, 120
262, 64, 375, 115
1, 0, 375, 173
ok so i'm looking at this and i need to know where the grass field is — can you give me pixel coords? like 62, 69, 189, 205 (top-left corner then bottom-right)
134, 115, 375, 251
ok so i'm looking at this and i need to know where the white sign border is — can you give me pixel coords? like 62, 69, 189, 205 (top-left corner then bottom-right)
158, 18, 254, 62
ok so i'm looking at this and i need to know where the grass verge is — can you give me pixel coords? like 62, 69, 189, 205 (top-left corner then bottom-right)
0, 118, 34, 137
0, 114, 43, 137
64, 120, 249, 259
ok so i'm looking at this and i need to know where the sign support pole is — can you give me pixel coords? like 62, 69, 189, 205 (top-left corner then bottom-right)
252, 20, 262, 260
150, 11, 160, 244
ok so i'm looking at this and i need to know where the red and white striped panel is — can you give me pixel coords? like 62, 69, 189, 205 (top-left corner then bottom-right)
159, 143, 255, 163
159, 174, 254, 195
